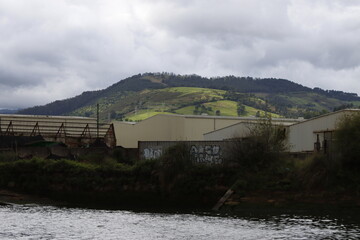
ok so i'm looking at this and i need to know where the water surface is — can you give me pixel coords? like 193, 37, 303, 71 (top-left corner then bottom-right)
0, 204, 359, 239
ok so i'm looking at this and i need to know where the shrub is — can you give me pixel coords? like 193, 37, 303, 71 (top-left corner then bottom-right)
0, 151, 17, 162
159, 143, 192, 182
297, 154, 341, 191
334, 112, 360, 169
225, 115, 287, 170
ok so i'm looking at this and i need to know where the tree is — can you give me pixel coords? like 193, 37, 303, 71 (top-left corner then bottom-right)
110, 110, 117, 119
215, 110, 221, 116
335, 113, 360, 168
237, 103, 246, 116
226, 115, 287, 169
84, 111, 93, 117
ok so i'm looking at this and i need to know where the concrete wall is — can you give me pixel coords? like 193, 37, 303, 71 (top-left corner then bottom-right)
287, 109, 359, 152
139, 141, 229, 165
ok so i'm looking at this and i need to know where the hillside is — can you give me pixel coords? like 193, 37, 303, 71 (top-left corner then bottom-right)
69, 87, 282, 121
18, 73, 360, 120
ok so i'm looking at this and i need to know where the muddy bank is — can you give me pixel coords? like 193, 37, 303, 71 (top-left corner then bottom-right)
219, 190, 360, 213
0, 189, 64, 206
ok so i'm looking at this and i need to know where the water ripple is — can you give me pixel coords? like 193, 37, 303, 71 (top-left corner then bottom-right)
0, 205, 359, 239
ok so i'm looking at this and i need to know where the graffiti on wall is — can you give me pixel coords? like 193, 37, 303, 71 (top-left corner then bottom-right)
139, 141, 226, 164
189, 145, 222, 164
143, 148, 162, 160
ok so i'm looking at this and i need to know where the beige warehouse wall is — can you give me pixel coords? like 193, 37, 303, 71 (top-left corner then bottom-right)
183, 117, 216, 141
113, 114, 185, 148
214, 118, 246, 130
183, 117, 247, 141
204, 122, 253, 140
114, 115, 247, 148
113, 114, 303, 149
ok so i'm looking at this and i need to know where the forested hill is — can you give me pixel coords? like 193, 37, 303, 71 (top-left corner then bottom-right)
17, 73, 360, 118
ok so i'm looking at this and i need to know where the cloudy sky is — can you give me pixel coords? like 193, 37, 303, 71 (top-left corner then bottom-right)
1, 0, 360, 109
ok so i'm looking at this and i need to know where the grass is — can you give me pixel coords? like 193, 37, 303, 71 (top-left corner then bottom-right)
175, 100, 282, 118
163, 87, 225, 98
203, 100, 238, 116
245, 106, 282, 118
175, 106, 197, 115
127, 110, 172, 121
174, 100, 238, 116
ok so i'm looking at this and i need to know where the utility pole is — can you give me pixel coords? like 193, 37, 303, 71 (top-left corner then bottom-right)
97, 103, 99, 138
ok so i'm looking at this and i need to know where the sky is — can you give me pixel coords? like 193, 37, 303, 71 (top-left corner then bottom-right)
1, 0, 360, 109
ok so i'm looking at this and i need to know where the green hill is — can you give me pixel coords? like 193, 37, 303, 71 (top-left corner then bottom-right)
68, 87, 282, 121
17, 73, 360, 120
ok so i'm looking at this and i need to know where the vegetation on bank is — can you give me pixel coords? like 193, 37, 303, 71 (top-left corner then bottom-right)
0, 149, 237, 207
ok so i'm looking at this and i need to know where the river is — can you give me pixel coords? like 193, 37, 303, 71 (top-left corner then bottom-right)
0, 204, 359, 239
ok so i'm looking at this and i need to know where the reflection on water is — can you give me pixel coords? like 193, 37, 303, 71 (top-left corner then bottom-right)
0, 204, 359, 239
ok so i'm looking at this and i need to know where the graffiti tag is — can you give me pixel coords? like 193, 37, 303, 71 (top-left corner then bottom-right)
144, 148, 162, 159
190, 145, 222, 164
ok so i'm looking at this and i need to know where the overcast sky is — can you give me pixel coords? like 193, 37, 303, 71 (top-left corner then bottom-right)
1, 0, 360, 109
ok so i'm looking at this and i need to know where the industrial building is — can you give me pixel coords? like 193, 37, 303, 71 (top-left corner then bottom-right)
112, 114, 301, 148
0, 114, 116, 148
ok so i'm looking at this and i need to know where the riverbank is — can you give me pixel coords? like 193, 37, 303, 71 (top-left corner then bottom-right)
1, 151, 360, 211
0, 189, 64, 206
0, 189, 360, 215
0, 157, 233, 210
221, 190, 360, 211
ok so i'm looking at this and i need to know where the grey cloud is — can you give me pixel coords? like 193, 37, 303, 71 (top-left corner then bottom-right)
0, 0, 360, 109
148, 0, 293, 40
145, 0, 360, 72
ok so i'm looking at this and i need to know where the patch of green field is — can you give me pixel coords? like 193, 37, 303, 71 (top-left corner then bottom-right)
126, 110, 172, 121
244, 106, 281, 118
175, 106, 196, 115
163, 87, 225, 98
175, 100, 238, 116
203, 100, 238, 116
174, 100, 282, 118
350, 101, 360, 107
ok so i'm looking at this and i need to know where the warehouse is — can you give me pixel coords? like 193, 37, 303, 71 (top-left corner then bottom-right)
112, 114, 301, 148
0, 114, 116, 148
